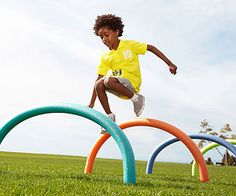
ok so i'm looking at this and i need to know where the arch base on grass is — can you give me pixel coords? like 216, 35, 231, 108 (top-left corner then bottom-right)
0, 104, 136, 184
85, 118, 209, 182
146, 134, 236, 177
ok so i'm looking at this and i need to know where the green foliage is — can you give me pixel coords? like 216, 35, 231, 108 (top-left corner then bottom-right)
0, 151, 236, 195
199, 119, 235, 140
198, 119, 236, 166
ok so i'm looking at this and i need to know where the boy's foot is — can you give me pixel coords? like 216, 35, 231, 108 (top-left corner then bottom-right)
133, 94, 145, 117
100, 113, 116, 134
100, 128, 107, 134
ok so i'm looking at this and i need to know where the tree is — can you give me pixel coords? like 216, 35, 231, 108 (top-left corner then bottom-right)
198, 119, 236, 166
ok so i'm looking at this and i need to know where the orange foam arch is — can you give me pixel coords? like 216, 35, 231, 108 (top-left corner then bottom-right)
85, 118, 209, 182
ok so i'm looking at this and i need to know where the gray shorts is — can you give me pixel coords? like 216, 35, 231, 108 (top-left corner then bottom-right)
103, 76, 135, 99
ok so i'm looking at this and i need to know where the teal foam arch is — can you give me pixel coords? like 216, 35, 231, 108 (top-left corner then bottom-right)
0, 104, 136, 184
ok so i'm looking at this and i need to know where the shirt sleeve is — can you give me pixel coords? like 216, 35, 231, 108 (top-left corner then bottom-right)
130, 40, 147, 55
96, 53, 109, 76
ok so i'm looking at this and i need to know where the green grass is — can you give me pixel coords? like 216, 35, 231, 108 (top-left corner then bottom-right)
0, 152, 235, 195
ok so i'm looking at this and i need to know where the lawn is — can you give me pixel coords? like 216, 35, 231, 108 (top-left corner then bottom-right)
0, 151, 235, 195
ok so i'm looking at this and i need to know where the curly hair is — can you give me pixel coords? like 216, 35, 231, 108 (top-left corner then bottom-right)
93, 14, 124, 37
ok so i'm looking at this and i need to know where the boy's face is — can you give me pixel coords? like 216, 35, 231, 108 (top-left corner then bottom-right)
98, 27, 119, 50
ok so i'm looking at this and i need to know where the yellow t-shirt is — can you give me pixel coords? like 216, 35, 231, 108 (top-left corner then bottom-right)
97, 39, 147, 93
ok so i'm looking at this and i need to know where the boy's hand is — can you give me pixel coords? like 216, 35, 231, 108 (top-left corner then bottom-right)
168, 63, 177, 75
88, 103, 94, 108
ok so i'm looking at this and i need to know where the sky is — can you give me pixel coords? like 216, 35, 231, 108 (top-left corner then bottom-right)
0, 0, 236, 164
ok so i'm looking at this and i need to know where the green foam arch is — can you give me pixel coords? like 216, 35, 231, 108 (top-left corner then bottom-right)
0, 104, 136, 184
192, 139, 236, 176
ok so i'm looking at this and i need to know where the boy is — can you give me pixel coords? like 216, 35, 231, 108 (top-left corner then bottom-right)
88, 14, 177, 133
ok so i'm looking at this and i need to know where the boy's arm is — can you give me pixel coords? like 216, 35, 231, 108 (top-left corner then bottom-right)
147, 44, 177, 75
88, 74, 104, 108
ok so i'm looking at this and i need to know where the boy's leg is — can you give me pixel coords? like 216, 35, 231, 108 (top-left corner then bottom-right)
95, 78, 116, 134
95, 78, 112, 114
104, 77, 145, 117
104, 77, 134, 98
